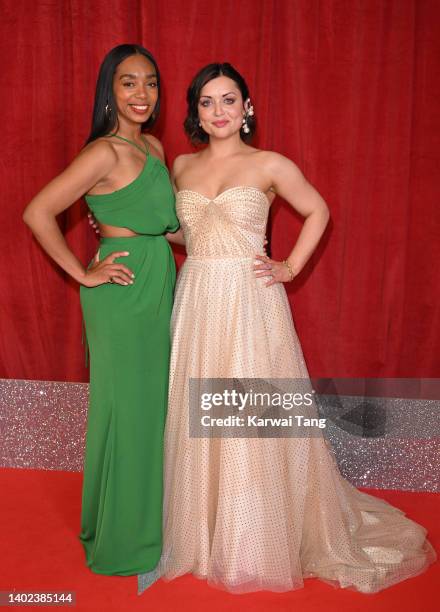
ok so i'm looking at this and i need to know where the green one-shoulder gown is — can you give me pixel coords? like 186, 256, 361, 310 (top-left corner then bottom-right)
79, 135, 179, 575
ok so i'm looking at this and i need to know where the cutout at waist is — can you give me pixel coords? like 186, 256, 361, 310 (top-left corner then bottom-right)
98, 222, 141, 238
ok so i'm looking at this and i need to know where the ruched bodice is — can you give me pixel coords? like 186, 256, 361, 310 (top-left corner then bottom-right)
176, 187, 269, 257
85, 154, 179, 235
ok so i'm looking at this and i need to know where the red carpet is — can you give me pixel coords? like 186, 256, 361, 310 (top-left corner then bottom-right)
0, 467, 437, 611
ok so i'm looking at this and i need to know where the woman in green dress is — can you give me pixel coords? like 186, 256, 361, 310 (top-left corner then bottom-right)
23, 44, 182, 576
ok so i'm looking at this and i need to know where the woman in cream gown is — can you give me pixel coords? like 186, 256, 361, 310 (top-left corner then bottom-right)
139, 63, 436, 595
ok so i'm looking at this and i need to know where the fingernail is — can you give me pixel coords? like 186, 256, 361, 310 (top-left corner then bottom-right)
131, 273, 135, 278
130, 280, 134, 284
125, 251, 130, 255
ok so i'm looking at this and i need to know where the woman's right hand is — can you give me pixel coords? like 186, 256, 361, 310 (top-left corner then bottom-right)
82, 251, 134, 287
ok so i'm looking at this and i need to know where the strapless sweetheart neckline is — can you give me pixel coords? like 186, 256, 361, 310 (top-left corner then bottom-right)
177, 186, 271, 206
141, 173, 437, 597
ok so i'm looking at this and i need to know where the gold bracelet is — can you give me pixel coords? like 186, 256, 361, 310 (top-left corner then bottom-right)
283, 259, 295, 281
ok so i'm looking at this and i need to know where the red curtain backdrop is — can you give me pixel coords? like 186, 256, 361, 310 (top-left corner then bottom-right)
1, 0, 439, 382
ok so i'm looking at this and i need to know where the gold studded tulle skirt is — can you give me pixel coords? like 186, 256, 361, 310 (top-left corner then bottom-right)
137, 255, 437, 594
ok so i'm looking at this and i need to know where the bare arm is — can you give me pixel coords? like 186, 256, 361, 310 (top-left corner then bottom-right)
23, 142, 134, 286
165, 229, 185, 246
164, 155, 186, 247
255, 153, 330, 286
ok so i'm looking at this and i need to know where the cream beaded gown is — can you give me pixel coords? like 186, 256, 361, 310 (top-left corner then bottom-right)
140, 186, 435, 594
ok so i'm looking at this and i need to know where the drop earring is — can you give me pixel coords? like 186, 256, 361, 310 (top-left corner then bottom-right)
241, 98, 254, 134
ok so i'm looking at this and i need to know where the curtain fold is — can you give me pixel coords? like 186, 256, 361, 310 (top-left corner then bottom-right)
1, 0, 439, 381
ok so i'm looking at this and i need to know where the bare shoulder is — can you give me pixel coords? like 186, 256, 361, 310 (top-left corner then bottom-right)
79, 138, 118, 169
172, 152, 199, 175
144, 133, 165, 161
254, 149, 302, 173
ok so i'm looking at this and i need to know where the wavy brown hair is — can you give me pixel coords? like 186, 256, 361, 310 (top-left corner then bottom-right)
184, 62, 256, 145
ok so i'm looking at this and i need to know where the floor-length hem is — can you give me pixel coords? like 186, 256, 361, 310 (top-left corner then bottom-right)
148, 187, 436, 595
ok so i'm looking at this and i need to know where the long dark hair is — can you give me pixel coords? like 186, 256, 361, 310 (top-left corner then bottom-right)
184, 62, 256, 145
86, 44, 161, 144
